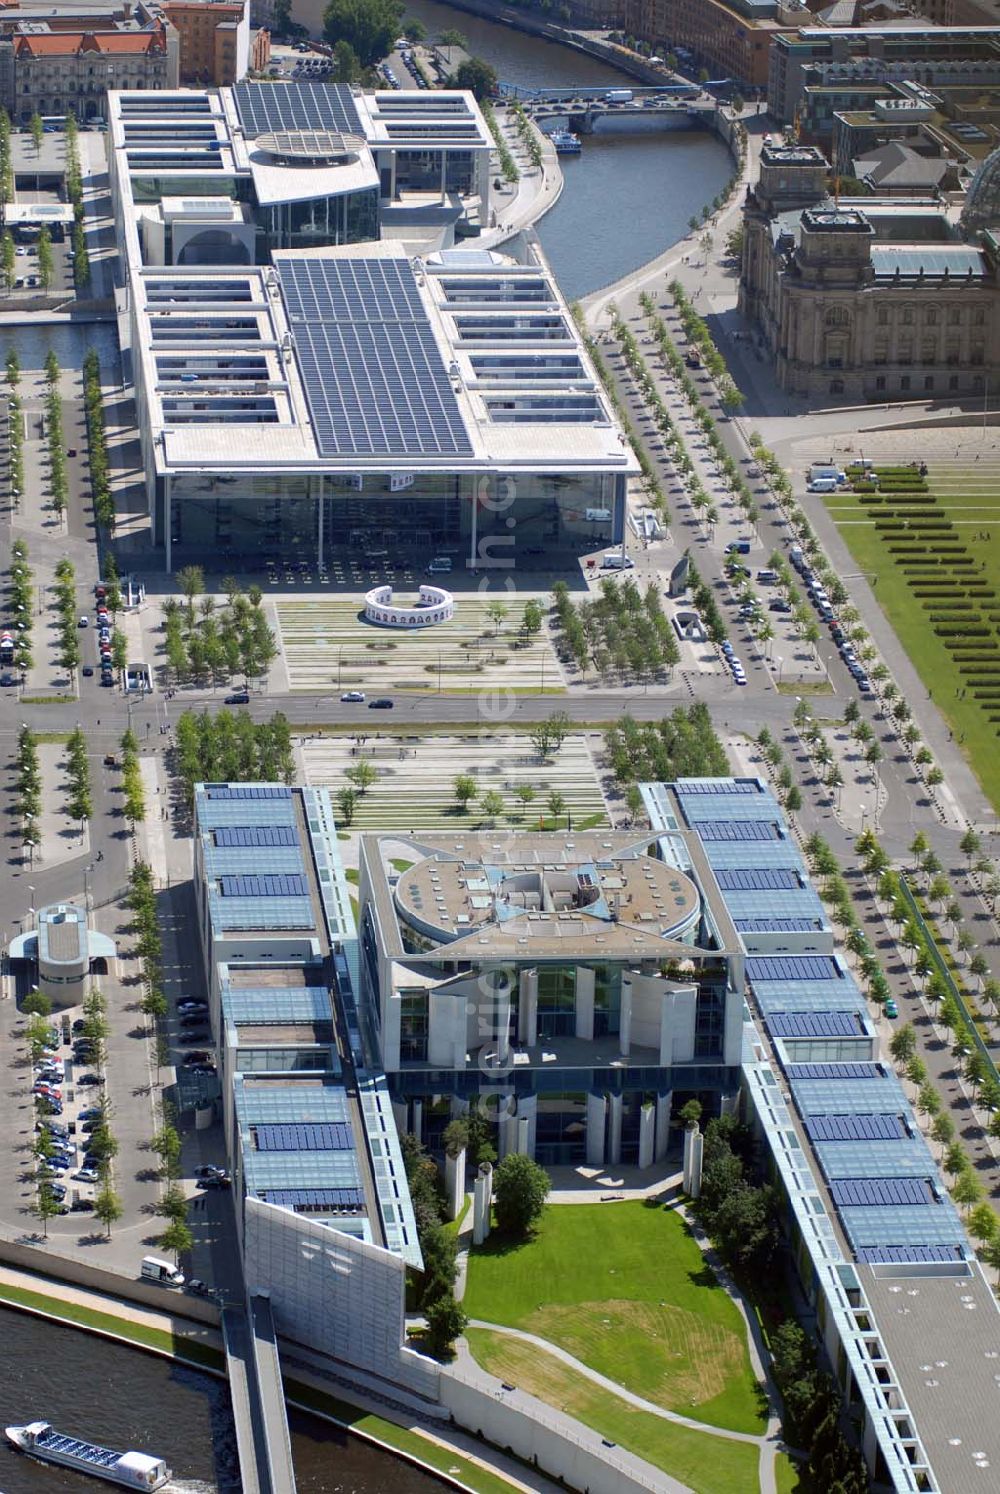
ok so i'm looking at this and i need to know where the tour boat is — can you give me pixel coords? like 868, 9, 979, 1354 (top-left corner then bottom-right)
550, 129, 581, 154
5, 1421, 171, 1489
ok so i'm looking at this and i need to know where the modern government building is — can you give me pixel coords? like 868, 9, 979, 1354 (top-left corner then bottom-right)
109, 82, 637, 573
190, 779, 1000, 1492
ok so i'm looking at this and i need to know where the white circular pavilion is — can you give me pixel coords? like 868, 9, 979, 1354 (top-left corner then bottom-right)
364, 584, 454, 629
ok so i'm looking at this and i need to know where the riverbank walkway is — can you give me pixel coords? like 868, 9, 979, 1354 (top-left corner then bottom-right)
478, 105, 563, 250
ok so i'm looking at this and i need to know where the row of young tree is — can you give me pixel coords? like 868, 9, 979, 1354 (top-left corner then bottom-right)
551, 577, 679, 683
163, 568, 277, 688
45, 351, 68, 520
8, 536, 33, 673
54, 556, 81, 675
573, 308, 669, 519
172, 708, 294, 807
7, 350, 24, 509
15, 724, 41, 863
64, 114, 90, 289
84, 350, 114, 530
603, 704, 729, 802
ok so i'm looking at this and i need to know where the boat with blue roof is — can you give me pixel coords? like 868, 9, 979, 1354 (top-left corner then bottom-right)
5, 1421, 171, 1489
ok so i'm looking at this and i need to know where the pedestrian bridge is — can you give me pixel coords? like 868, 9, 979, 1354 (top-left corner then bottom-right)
223, 1299, 297, 1494
497, 85, 716, 133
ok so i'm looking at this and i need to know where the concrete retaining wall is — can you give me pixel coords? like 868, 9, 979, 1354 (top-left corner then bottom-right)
440, 1370, 662, 1494
0, 1237, 221, 1327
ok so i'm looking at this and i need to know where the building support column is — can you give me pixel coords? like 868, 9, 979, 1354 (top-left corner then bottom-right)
317, 478, 324, 573
469, 481, 479, 569
515, 1093, 536, 1158
619, 976, 632, 1058
638, 1101, 655, 1170
411, 1098, 423, 1144
575, 965, 594, 1041
607, 1091, 622, 1167
518, 968, 538, 1048
655, 1090, 672, 1163
586, 1091, 606, 1167
164, 474, 171, 574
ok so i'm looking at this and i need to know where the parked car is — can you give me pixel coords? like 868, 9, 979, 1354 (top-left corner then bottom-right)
78, 1107, 104, 1123
73, 1168, 100, 1184
178, 999, 208, 1012
76, 1072, 105, 1087
224, 691, 249, 705
196, 1172, 230, 1188
183, 1052, 211, 1066
180, 1013, 209, 1028
70, 1198, 95, 1212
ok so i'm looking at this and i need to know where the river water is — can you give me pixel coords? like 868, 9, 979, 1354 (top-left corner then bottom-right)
0, 9, 733, 1491
390, 0, 733, 300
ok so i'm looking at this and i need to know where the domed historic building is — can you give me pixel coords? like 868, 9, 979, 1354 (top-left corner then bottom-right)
739, 142, 1000, 402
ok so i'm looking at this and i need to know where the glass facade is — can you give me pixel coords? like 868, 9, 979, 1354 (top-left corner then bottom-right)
537, 967, 576, 1038
593, 963, 621, 1037
399, 990, 429, 1062
263, 187, 379, 251
392, 149, 475, 195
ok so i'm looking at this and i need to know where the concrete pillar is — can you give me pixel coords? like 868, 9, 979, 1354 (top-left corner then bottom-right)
619, 976, 633, 1057
586, 1091, 606, 1167
495, 978, 513, 1066
575, 965, 595, 1041
638, 1102, 655, 1170
519, 969, 538, 1048
444, 1147, 466, 1221
655, 1091, 672, 1163
683, 1126, 704, 1199
411, 1099, 423, 1144
515, 1094, 536, 1159
607, 1091, 623, 1167
472, 1162, 493, 1245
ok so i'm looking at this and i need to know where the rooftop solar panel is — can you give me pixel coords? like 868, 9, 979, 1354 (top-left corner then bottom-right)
735, 917, 824, 932
258, 1187, 365, 1210
205, 785, 291, 801
214, 826, 299, 848
675, 780, 760, 795
715, 868, 803, 892
748, 956, 841, 981
695, 820, 779, 843
219, 874, 309, 897
807, 1113, 906, 1141
277, 258, 474, 460
856, 1244, 966, 1264
233, 81, 362, 139
830, 1177, 932, 1208
767, 1010, 862, 1038
787, 1063, 883, 1080
255, 1123, 354, 1152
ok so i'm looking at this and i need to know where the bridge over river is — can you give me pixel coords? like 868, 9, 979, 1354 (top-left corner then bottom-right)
497, 83, 718, 133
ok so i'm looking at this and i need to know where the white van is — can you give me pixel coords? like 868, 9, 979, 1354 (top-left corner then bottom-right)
809, 465, 847, 486
141, 1255, 184, 1287
807, 477, 838, 493
427, 556, 453, 574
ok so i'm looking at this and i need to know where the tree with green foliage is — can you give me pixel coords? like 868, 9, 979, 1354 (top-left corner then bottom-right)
0, 229, 14, 290
953, 1168, 984, 1216
323, 0, 403, 68
450, 56, 498, 102
36, 227, 53, 290
21, 989, 52, 1018
479, 788, 505, 825
889, 1024, 916, 1069
29, 113, 43, 153
493, 1152, 550, 1237
453, 773, 477, 812
94, 1182, 124, 1238
424, 1293, 468, 1358
335, 786, 358, 827
35, 1179, 62, 1237
159, 1217, 194, 1263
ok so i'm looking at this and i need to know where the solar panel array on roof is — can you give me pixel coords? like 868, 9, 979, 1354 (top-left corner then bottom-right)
205, 785, 291, 801
830, 1177, 932, 1208
715, 868, 802, 891
807, 1113, 905, 1141
675, 780, 760, 795
277, 258, 474, 459
856, 1244, 965, 1264
767, 1011, 861, 1038
787, 1063, 883, 1080
255, 1122, 353, 1152
214, 826, 299, 848
219, 874, 308, 897
233, 81, 361, 138
695, 820, 779, 842
748, 955, 840, 981
735, 917, 824, 932
258, 1187, 365, 1209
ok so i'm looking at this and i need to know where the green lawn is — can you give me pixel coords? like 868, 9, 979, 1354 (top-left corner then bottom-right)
825, 465, 1000, 809
775, 1452, 806, 1493
466, 1328, 761, 1494
463, 1201, 764, 1436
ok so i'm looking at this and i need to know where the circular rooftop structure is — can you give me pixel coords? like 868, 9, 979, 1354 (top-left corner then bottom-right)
254, 129, 366, 167
961, 146, 1000, 233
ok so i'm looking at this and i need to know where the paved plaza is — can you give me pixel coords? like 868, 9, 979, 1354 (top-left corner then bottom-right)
301, 730, 608, 831
275, 593, 563, 696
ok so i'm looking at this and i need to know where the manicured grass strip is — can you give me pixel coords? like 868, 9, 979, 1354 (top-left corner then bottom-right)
445, 1193, 472, 1239
0, 1279, 224, 1371
775, 1451, 806, 1493
463, 1202, 764, 1436
466, 1329, 760, 1494
285, 1378, 521, 1494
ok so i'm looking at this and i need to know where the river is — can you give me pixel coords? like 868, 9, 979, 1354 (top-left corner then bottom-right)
380, 0, 733, 300
0, 1307, 441, 1494
0, 9, 733, 1491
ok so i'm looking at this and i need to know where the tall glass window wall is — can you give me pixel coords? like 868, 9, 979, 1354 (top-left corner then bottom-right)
264, 188, 378, 250
592, 964, 621, 1037
534, 1092, 587, 1166
399, 990, 429, 1062
392, 150, 475, 195
695, 984, 726, 1060
537, 967, 576, 1039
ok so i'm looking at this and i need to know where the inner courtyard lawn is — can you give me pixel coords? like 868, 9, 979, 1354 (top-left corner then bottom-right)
465, 1329, 762, 1494
462, 1201, 764, 1436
